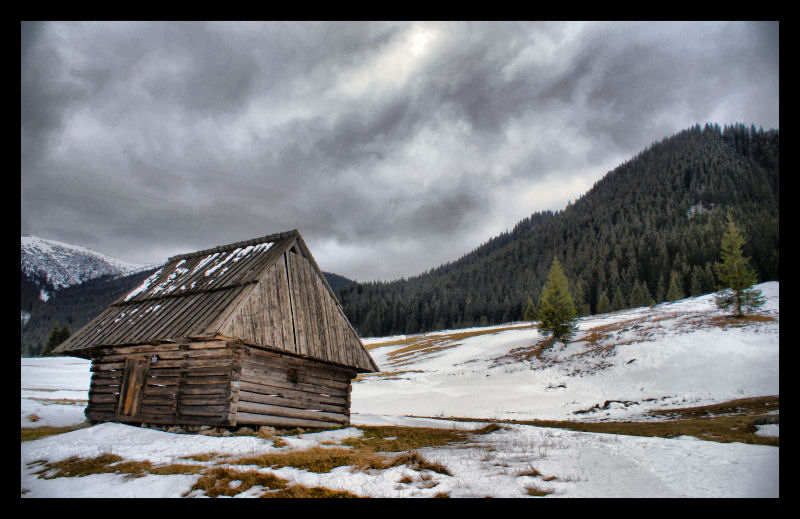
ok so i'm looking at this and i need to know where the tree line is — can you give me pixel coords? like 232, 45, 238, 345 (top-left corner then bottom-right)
336, 123, 779, 337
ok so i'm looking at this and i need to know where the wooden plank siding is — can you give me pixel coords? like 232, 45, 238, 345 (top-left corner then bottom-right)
235, 346, 355, 429
218, 249, 375, 373
85, 341, 237, 426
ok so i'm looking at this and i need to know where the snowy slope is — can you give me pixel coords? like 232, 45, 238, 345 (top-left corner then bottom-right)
354, 282, 779, 423
21, 235, 154, 301
20, 283, 779, 498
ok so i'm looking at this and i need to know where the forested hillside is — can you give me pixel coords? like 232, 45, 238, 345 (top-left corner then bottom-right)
337, 123, 779, 337
21, 269, 158, 357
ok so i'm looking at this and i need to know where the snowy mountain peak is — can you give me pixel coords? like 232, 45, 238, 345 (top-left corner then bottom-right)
21, 235, 155, 296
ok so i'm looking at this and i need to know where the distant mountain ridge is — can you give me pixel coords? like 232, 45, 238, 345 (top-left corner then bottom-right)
22, 235, 154, 299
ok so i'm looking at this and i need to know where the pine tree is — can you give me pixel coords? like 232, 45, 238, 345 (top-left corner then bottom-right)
666, 271, 684, 301
522, 298, 536, 322
535, 258, 578, 342
41, 324, 71, 357
596, 290, 612, 314
611, 286, 626, 311
689, 265, 704, 296
629, 280, 655, 308
713, 215, 765, 316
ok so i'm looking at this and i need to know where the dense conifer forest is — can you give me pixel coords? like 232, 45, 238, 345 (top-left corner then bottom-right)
336, 123, 779, 337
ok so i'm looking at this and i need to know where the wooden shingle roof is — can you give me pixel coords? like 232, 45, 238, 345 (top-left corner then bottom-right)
54, 230, 378, 372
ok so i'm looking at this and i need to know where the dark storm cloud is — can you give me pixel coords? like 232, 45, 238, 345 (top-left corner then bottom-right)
21, 21, 779, 280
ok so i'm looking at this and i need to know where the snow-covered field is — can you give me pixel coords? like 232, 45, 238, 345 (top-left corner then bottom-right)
21, 283, 779, 498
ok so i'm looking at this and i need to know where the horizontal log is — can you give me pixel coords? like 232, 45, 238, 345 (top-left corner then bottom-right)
235, 411, 345, 429
242, 356, 352, 388
143, 386, 179, 397
87, 402, 117, 413
139, 404, 177, 415
96, 343, 180, 356
237, 390, 347, 414
239, 372, 348, 398
236, 400, 348, 424
91, 370, 124, 380
89, 383, 121, 394
179, 396, 229, 406
244, 349, 354, 381
178, 405, 228, 417
238, 380, 346, 406
89, 393, 119, 404
245, 367, 350, 394
181, 375, 231, 386
178, 385, 231, 396
91, 362, 125, 372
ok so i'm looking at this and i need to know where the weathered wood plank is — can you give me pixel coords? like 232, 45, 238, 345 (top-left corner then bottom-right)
237, 400, 347, 424
237, 390, 347, 414
239, 369, 348, 397
238, 380, 347, 407
177, 384, 231, 396
89, 393, 119, 404
178, 405, 228, 417
242, 349, 353, 383
235, 411, 346, 429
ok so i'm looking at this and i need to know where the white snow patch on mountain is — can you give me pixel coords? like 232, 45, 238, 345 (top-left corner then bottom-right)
21, 235, 156, 295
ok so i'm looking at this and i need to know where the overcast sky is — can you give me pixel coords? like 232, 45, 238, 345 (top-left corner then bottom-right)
20, 21, 779, 281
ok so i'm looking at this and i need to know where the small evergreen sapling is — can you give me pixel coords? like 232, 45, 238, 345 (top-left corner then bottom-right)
522, 298, 536, 322
713, 216, 765, 317
535, 258, 578, 343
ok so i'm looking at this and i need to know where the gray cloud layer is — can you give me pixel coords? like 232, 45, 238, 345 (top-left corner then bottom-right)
21, 21, 779, 280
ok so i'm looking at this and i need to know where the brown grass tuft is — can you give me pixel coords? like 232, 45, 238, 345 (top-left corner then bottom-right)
261, 485, 362, 498
516, 465, 542, 478
426, 395, 779, 447
472, 423, 505, 435
342, 426, 467, 453
184, 467, 288, 497
385, 451, 452, 475
525, 485, 554, 496
21, 423, 91, 442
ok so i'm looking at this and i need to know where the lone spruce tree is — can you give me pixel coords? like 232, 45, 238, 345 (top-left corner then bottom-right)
713, 215, 765, 317
536, 258, 578, 343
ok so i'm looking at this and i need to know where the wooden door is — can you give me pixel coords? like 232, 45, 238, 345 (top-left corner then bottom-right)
117, 358, 149, 417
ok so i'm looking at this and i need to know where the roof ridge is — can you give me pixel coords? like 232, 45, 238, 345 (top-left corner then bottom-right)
168, 230, 299, 262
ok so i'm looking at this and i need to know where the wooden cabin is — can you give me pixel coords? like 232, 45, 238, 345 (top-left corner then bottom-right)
53, 230, 379, 430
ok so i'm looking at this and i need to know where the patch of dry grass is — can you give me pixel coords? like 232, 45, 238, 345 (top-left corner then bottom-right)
21, 423, 91, 442
180, 453, 219, 462
707, 314, 777, 328
471, 423, 507, 435
386, 451, 451, 475
516, 465, 542, 478
29, 453, 206, 480
261, 485, 362, 498
231, 446, 385, 473
27, 397, 88, 406
184, 467, 288, 497
428, 395, 779, 446
366, 325, 530, 368
524, 484, 554, 496
342, 426, 468, 453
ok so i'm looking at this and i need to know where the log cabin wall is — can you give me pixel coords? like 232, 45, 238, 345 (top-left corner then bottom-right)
86, 340, 239, 426
235, 345, 355, 429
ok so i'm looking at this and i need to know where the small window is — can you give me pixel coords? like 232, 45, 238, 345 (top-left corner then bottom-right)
287, 368, 298, 383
